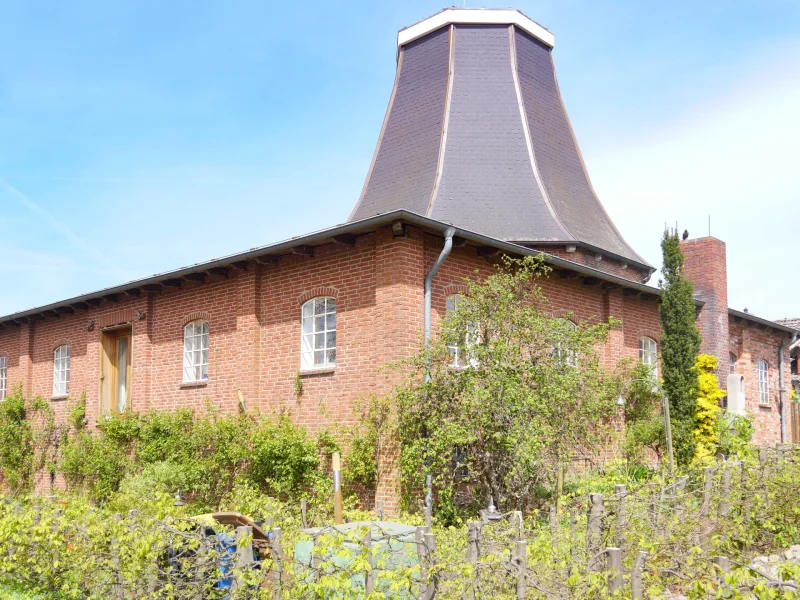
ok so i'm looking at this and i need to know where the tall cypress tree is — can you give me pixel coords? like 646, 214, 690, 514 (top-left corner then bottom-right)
659, 229, 701, 465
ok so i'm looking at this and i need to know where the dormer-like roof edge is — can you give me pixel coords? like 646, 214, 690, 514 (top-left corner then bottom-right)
0, 210, 673, 328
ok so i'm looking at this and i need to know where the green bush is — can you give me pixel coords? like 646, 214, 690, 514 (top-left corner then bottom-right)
58, 406, 332, 508
0, 387, 54, 492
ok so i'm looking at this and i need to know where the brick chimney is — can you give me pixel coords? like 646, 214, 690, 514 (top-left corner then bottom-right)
680, 236, 729, 385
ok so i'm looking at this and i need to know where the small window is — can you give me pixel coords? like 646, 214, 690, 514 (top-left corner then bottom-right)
639, 337, 658, 379
730, 353, 737, 374
183, 320, 209, 382
758, 359, 770, 405
554, 319, 578, 368
0, 356, 7, 400
301, 298, 336, 370
53, 345, 70, 396
445, 294, 478, 368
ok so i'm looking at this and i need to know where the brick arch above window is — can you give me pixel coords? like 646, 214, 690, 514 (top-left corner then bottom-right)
636, 329, 662, 343
52, 339, 72, 352
0, 351, 7, 359
442, 283, 469, 299
297, 287, 340, 307
549, 309, 579, 324
182, 312, 211, 327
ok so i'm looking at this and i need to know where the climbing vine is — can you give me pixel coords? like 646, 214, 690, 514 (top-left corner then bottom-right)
0, 386, 55, 492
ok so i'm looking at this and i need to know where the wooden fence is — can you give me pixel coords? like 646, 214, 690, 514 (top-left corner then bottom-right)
2, 445, 800, 598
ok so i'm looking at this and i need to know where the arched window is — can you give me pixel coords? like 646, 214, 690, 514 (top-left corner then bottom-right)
758, 359, 770, 405
53, 345, 70, 396
0, 356, 7, 400
639, 337, 658, 379
301, 297, 336, 370
729, 353, 737, 374
554, 319, 578, 368
183, 320, 209, 382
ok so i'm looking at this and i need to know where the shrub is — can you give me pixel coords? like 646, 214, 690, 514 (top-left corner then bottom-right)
397, 256, 621, 513
693, 354, 725, 464
58, 406, 332, 508
0, 387, 54, 492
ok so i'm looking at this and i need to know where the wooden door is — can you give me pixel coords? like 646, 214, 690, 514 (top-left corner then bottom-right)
100, 327, 132, 415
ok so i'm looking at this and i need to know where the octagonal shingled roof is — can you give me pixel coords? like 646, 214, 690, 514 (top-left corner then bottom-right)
348, 8, 652, 274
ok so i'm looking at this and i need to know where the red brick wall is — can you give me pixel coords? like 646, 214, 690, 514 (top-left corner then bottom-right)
0, 226, 790, 506
681, 237, 729, 384
729, 319, 790, 446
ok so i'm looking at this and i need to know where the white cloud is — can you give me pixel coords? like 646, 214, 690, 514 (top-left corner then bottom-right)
588, 48, 800, 321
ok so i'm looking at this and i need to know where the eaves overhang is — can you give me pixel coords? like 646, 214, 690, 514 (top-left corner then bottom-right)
0, 210, 679, 328
728, 308, 798, 335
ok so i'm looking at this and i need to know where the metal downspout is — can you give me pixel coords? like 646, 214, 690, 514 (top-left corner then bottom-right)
423, 227, 457, 512
779, 332, 798, 443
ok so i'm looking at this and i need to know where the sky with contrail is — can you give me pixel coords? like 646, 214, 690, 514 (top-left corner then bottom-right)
0, 0, 797, 318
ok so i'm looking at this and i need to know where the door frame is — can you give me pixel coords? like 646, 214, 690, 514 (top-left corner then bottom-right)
99, 325, 133, 416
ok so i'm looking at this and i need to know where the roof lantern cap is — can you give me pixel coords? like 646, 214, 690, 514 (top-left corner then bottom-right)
398, 7, 555, 49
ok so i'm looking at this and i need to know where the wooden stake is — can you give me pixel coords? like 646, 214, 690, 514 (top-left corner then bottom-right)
586, 493, 604, 560
614, 485, 627, 552
720, 465, 731, 517
606, 547, 623, 594
632, 551, 647, 599
516, 540, 527, 599
332, 452, 343, 525
364, 530, 374, 595
701, 467, 714, 517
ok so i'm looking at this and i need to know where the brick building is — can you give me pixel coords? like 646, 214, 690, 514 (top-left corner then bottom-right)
775, 318, 800, 443
0, 9, 795, 507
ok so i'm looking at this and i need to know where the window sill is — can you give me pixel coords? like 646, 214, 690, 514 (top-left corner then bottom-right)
300, 367, 336, 377
758, 403, 772, 410
50, 395, 69, 402
180, 380, 209, 389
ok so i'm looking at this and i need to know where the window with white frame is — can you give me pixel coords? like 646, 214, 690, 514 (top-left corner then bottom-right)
758, 359, 770, 405
730, 353, 737, 374
0, 356, 7, 400
53, 345, 70, 396
554, 319, 578, 368
183, 320, 209, 382
639, 337, 658, 379
301, 298, 336, 370
445, 294, 478, 368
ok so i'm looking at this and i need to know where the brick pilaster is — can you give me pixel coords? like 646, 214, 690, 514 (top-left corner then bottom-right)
373, 225, 426, 516
235, 264, 262, 413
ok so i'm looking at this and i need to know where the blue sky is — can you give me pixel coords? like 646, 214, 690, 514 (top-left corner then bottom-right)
1, 0, 798, 319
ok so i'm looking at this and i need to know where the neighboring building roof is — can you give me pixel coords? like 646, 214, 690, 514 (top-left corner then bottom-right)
729, 309, 798, 335
776, 318, 800, 331
776, 318, 800, 349
348, 9, 652, 275
0, 210, 671, 329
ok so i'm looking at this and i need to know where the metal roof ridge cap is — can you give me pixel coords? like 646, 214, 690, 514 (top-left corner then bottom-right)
398, 8, 555, 49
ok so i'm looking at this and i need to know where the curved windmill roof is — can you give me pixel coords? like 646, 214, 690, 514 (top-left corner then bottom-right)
349, 8, 651, 274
